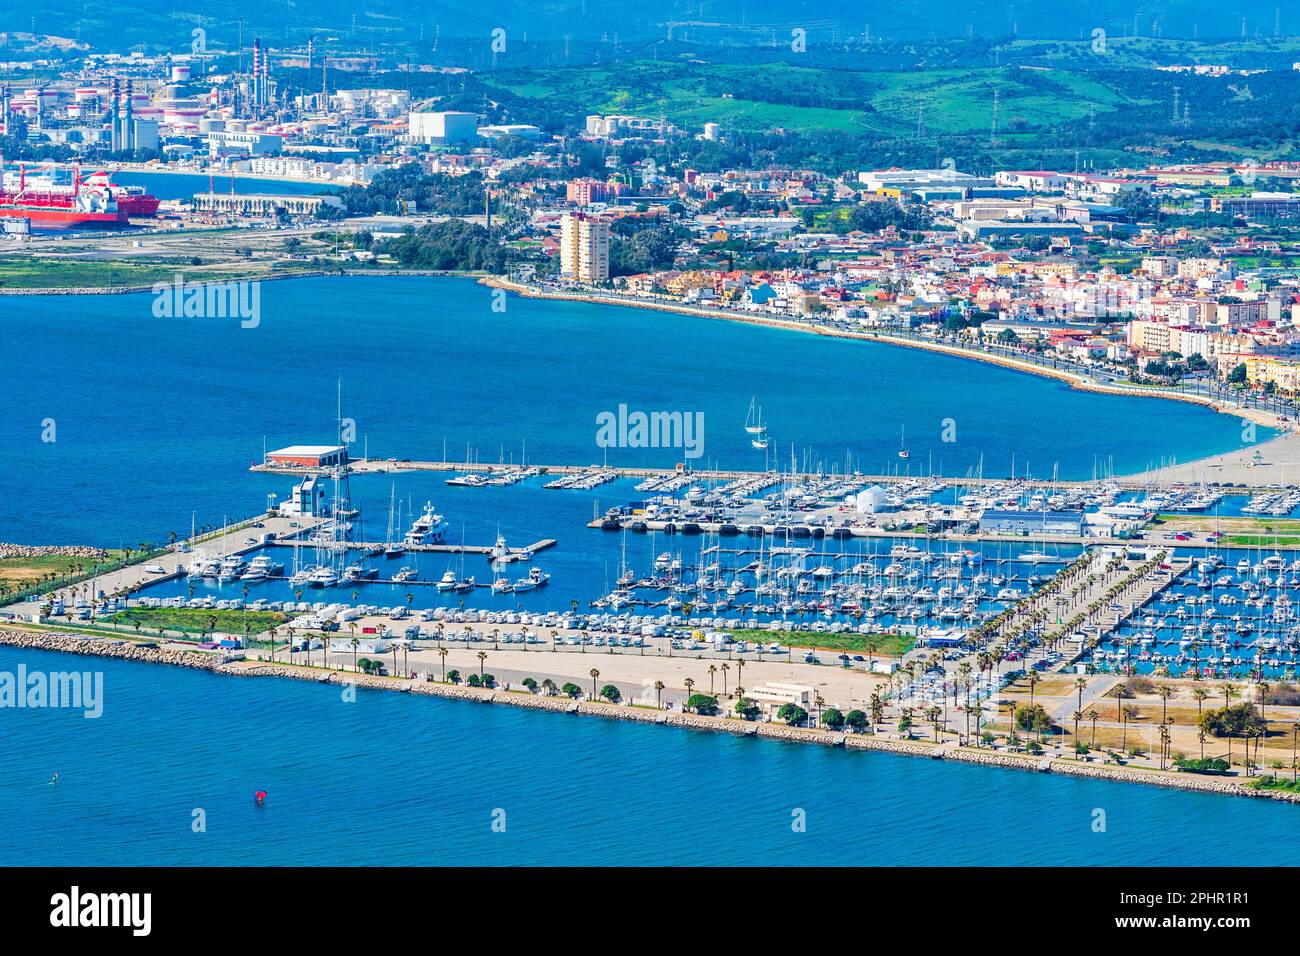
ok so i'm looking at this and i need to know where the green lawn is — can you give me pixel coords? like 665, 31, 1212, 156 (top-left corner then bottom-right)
729, 629, 914, 656
1221, 535, 1300, 547
108, 607, 287, 637
484, 60, 1136, 136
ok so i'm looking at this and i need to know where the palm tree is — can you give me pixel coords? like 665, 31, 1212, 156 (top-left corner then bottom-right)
1291, 722, 1300, 783
1158, 685, 1173, 723
1027, 672, 1040, 707
350, 636, 360, 672
1191, 686, 1208, 720
1257, 681, 1271, 720
438, 647, 449, 682
589, 668, 600, 701
1087, 708, 1100, 748
1073, 676, 1087, 712
1072, 710, 1084, 745
476, 651, 488, 679
707, 664, 717, 695
683, 677, 695, 705
721, 662, 730, 696
654, 680, 665, 709
1222, 682, 1239, 709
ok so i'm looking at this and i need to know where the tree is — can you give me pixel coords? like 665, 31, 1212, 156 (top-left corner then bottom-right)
561, 682, 582, 699
777, 703, 808, 726
447, 669, 462, 684
522, 677, 538, 693
688, 693, 720, 716
589, 668, 601, 701
1016, 703, 1054, 739
844, 709, 869, 733
735, 697, 760, 720
821, 707, 845, 730
599, 684, 621, 703
1199, 702, 1268, 770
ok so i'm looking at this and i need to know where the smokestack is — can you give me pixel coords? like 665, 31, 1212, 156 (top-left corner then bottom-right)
110, 77, 121, 152
124, 79, 135, 152
252, 38, 261, 111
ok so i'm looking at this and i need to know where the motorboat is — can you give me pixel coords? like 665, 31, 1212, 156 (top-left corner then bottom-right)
404, 501, 450, 546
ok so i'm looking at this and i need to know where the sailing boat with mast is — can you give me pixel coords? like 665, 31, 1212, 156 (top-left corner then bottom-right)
384, 484, 405, 557
898, 425, 910, 460
748, 401, 770, 449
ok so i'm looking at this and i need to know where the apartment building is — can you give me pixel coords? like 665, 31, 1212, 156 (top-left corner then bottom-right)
559, 212, 611, 283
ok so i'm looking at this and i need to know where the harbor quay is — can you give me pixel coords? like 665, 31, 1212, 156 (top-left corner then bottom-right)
252, 454, 1298, 495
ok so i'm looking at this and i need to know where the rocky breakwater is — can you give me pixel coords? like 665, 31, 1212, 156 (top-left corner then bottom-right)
0, 544, 108, 560
5, 630, 1299, 804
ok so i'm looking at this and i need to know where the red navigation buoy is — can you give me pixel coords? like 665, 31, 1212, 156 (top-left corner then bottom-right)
255, 789, 267, 806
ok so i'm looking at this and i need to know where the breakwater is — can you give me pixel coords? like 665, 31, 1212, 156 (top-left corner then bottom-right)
2, 629, 1293, 805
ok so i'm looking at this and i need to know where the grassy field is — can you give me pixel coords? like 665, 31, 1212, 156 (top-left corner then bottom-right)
0, 255, 319, 290
1155, 515, 1300, 539
0, 551, 123, 590
108, 607, 287, 636
729, 629, 914, 656
486, 60, 1137, 136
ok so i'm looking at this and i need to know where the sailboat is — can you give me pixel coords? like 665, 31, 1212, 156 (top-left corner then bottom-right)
749, 402, 769, 449
384, 485, 405, 557
744, 397, 766, 435
898, 425, 910, 460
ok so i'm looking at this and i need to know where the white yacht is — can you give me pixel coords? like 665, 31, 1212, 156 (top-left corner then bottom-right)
436, 569, 458, 591
187, 555, 221, 578
513, 567, 550, 592
404, 501, 450, 546
393, 566, 419, 583
307, 565, 339, 588
240, 554, 283, 580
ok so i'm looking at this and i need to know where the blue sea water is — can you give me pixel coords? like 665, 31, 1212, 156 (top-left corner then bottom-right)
2, 275, 1290, 866
0, 275, 1256, 549
111, 171, 336, 200
1, 645, 1296, 867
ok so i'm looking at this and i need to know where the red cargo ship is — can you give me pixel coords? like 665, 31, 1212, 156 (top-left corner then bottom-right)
0, 163, 158, 229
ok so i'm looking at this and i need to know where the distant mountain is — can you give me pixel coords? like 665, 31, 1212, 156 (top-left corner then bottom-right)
2, 0, 1296, 56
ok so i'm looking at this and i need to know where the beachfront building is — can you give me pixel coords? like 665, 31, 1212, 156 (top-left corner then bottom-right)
559, 212, 611, 283
1243, 355, 1300, 394
747, 682, 813, 719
